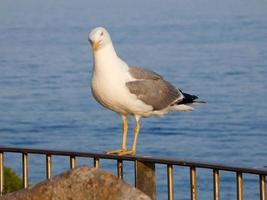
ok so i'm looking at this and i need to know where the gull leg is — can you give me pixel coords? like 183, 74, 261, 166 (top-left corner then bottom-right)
131, 115, 141, 154
121, 114, 128, 150
119, 115, 141, 156
106, 114, 128, 154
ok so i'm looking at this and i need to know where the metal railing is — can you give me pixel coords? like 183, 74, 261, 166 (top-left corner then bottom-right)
0, 146, 266, 200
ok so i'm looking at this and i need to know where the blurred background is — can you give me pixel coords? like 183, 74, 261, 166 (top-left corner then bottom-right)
1, 0, 267, 199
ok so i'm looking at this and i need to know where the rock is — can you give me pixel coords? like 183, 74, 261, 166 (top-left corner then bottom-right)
1, 166, 151, 200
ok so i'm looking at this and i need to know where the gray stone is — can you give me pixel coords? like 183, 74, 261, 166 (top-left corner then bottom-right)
1, 166, 151, 200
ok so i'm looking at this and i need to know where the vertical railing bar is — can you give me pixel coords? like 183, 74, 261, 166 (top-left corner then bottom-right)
167, 164, 174, 200
70, 156, 76, 169
213, 169, 220, 200
190, 166, 197, 200
94, 158, 100, 169
0, 152, 4, 196
134, 160, 137, 187
236, 172, 243, 200
22, 153, 29, 188
260, 175, 266, 200
46, 154, 52, 179
117, 160, 123, 180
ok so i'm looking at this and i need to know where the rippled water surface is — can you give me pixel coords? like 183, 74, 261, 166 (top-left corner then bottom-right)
1, 0, 267, 199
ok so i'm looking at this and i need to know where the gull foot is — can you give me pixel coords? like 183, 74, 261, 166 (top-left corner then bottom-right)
105, 149, 126, 154
118, 150, 136, 156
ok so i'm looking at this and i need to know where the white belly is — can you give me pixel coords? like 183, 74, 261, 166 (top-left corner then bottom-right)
91, 70, 152, 115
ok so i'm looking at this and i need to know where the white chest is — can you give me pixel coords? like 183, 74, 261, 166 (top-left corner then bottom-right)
91, 66, 131, 113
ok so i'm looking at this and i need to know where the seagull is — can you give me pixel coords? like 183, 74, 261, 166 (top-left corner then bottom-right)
88, 27, 205, 155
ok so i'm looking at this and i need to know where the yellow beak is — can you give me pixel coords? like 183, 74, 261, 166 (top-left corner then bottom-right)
92, 41, 101, 52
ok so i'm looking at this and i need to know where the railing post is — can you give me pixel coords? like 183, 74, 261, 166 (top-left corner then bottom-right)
190, 167, 197, 200
117, 160, 123, 179
135, 161, 156, 200
0, 152, 4, 196
22, 153, 29, 188
70, 156, 76, 169
94, 158, 100, 169
46, 154, 52, 179
236, 172, 243, 200
167, 164, 174, 200
213, 169, 220, 200
260, 175, 266, 200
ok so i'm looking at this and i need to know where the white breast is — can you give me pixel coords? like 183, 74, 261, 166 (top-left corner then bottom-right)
91, 57, 152, 115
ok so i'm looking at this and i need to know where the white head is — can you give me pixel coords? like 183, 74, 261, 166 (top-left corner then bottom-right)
88, 27, 112, 52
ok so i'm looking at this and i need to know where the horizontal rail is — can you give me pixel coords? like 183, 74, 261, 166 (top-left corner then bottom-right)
0, 146, 266, 175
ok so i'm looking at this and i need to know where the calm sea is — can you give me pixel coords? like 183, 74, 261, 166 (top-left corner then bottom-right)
1, 0, 267, 199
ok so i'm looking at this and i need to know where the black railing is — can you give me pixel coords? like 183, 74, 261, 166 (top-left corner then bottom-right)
0, 146, 266, 200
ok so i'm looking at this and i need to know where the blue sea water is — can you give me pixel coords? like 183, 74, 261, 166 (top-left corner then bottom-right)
1, 0, 267, 199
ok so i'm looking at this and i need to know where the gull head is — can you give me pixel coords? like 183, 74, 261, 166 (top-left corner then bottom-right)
88, 27, 111, 52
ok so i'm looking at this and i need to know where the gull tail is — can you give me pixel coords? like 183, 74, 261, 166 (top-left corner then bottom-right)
170, 104, 194, 112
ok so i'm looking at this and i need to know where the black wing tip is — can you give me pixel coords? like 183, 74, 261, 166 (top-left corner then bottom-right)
175, 91, 207, 105
182, 92, 198, 100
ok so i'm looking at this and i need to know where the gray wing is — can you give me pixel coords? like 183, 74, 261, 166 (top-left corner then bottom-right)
127, 67, 183, 110
129, 66, 162, 80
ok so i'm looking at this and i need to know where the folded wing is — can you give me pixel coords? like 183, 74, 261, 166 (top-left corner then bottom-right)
127, 66, 183, 110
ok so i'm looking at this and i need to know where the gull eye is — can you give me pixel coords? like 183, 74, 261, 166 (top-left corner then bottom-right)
100, 31, 104, 36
